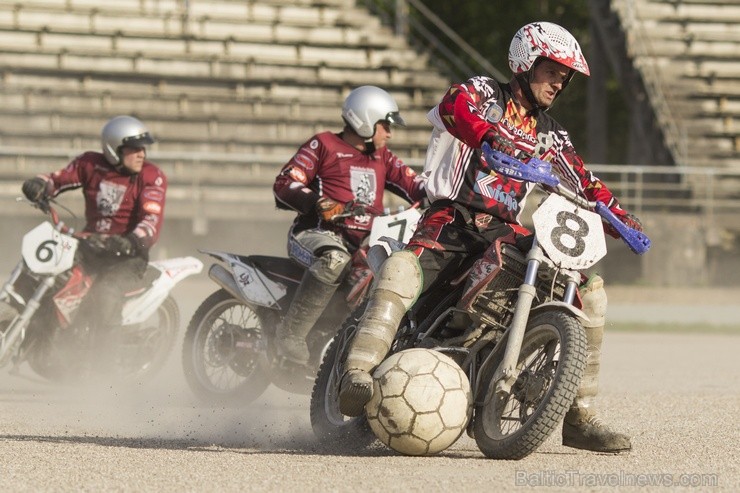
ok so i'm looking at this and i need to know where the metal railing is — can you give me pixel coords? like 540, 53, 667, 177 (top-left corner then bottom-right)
359, 0, 507, 81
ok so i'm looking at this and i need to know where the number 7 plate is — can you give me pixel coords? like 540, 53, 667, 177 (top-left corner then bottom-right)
532, 194, 607, 270
369, 207, 422, 248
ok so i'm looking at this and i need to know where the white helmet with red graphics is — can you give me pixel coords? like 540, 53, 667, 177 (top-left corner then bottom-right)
508, 22, 590, 77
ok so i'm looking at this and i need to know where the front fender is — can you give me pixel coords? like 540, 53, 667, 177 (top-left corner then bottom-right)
529, 301, 590, 324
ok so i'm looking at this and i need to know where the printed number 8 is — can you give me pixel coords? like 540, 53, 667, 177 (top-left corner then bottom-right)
551, 211, 588, 257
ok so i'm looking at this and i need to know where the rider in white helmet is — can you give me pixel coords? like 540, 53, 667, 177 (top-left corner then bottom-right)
21, 115, 167, 369
273, 86, 426, 365
338, 22, 643, 454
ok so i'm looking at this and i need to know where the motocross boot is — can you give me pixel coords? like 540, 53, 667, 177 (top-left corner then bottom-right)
562, 276, 632, 453
339, 251, 421, 417
275, 270, 339, 365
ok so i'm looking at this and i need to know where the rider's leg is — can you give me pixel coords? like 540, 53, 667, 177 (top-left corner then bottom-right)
79, 257, 146, 372
338, 250, 422, 416
562, 275, 632, 453
276, 230, 350, 364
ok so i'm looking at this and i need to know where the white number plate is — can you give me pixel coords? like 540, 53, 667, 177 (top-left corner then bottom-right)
369, 207, 422, 247
532, 194, 606, 270
21, 222, 79, 275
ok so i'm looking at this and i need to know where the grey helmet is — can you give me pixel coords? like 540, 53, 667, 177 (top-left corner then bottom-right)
101, 115, 155, 166
341, 86, 405, 139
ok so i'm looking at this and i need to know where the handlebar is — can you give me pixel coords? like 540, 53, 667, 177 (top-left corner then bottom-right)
21, 197, 80, 238
481, 142, 651, 255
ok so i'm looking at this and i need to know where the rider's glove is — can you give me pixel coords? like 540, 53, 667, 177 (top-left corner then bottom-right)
604, 212, 643, 239
83, 233, 136, 257
481, 130, 517, 156
315, 197, 344, 222
621, 213, 643, 232
22, 177, 48, 203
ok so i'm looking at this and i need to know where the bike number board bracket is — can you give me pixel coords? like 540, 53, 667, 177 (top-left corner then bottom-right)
532, 194, 607, 270
22, 221, 79, 275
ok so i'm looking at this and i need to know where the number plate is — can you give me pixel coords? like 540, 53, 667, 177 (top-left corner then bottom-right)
532, 194, 606, 270
22, 222, 78, 275
369, 208, 422, 247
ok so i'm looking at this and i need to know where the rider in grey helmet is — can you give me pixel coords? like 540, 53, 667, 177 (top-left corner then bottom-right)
21, 115, 167, 370
273, 86, 425, 366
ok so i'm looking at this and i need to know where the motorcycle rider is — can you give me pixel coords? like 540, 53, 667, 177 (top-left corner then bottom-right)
21, 115, 167, 365
338, 22, 643, 454
273, 85, 426, 365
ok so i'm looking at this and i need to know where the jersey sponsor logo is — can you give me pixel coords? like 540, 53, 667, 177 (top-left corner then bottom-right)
474, 171, 520, 212
142, 189, 164, 201
484, 102, 504, 123
154, 176, 164, 187
336, 152, 354, 158
97, 180, 127, 217
143, 201, 162, 214
288, 166, 307, 183
309, 139, 319, 150
96, 218, 112, 232
350, 167, 377, 206
294, 152, 315, 170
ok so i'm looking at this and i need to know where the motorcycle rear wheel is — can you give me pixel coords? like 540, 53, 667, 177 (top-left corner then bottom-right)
473, 310, 586, 460
310, 303, 374, 450
182, 289, 270, 406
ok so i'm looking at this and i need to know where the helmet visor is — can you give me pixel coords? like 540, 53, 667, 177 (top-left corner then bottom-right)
385, 111, 406, 127
122, 132, 155, 149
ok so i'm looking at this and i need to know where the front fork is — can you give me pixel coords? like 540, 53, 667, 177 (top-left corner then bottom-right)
487, 237, 579, 395
0, 269, 56, 368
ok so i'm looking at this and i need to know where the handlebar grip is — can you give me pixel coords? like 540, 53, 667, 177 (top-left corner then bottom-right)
594, 202, 651, 255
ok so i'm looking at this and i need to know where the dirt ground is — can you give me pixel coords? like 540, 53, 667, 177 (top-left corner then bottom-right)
0, 281, 737, 492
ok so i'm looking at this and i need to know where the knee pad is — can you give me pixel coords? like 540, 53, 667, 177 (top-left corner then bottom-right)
374, 250, 422, 311
580, 274, 607, 328
309, 248, 351, 285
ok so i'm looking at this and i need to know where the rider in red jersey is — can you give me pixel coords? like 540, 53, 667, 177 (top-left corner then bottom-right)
273, 86, 426, 365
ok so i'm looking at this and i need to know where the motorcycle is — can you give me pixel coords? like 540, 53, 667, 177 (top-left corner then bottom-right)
0, 198, 203, 383
310, 144, 651, 459
182, 203, 423, 405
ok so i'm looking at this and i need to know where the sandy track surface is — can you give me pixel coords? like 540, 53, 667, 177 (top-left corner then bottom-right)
0, 326, 737, 491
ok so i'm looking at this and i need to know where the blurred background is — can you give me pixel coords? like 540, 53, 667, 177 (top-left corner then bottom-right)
0, 0, 738, 288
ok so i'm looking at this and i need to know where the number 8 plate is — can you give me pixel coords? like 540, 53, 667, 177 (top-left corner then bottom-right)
532, 194, 607, 270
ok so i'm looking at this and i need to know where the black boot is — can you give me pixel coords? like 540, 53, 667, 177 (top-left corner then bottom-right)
562, 407, 632, 453
275, 271, 338, 364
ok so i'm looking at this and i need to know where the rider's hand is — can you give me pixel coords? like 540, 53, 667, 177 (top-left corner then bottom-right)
105, 235, 136, 257
315, 197, 344, 222
22, 177, 48, 203
481, 130, 516, 156
83, 234, 136, 257
621, 213, 643, 232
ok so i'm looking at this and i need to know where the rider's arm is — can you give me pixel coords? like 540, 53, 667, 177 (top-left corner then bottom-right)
130, 164, 167, 252
437, 76, 501, 148
383, 151, 426, 203
273, 136, 325, 214
44, 153, 92, 196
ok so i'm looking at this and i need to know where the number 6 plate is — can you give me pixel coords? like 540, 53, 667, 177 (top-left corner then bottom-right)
532, 194, 606, 270
22, 221, 79, 275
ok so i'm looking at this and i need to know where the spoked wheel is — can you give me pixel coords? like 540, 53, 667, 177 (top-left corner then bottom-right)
182, 289, 270, 405
310, 303, 374, 449
473, 311, 586, 460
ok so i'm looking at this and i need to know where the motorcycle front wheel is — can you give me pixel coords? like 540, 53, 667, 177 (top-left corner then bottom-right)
182, 289, 270, 406
309, 303, 374, 450
473, 310, 586, 460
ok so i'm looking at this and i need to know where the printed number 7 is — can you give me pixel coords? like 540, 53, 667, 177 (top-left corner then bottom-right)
388, 219, 408, 242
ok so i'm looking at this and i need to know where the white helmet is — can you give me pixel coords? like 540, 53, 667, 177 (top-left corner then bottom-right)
508, 22, 590, 77
341, 86, 405, 139
101, 115, 155, 166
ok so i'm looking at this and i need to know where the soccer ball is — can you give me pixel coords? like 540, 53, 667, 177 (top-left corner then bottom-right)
366, 348, 472, 456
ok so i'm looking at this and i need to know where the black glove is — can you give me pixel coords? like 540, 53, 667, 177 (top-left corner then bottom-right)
22, 177, 47, 203
83, 233, 136, 257
481, 130, 517, 156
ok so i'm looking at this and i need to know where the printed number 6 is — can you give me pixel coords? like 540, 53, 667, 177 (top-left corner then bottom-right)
550, 211, 588, 257
35, 239, 57, 263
